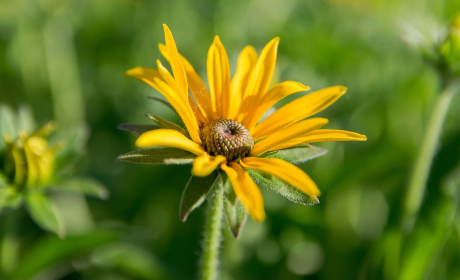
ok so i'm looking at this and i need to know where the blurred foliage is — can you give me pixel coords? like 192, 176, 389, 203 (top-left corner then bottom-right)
0, 0, 460, 279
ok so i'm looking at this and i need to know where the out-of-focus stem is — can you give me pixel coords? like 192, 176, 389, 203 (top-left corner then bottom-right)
43, 16, 85, 126
200, 179, 223, 280
402, 81, 456, 231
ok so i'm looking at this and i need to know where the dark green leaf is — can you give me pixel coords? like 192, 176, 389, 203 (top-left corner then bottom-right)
25, 192, 63, 236
117, 123, 159, 135
145, 114, 190, 138
222, 174, 247, 238
263, 144, 328, 164
48, 177, 109, 199
180, 172, 218, 221
8, 231, 118, 280
116, 148, 196, 165
148, 96, 178, 115
0, 186, 23, 212
248, 170, 319, 205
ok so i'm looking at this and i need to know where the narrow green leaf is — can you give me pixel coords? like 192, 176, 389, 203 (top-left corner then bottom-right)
221, 174, 247, 238
0, 186, 23, 212
8, 231, 118, 280
48, 177, 109, 199
248, 170, 319, 205
145, 114, 190, 138
117, 123, 159, 135
180, 172, 218, 221
148, 96, 178, 115
117, 148, 196, 165
263, 144, 328, 164
25, 192, 62, 236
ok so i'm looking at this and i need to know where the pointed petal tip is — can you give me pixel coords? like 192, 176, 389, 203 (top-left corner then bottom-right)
338, 86, 348, 94
124, 67, 140, 78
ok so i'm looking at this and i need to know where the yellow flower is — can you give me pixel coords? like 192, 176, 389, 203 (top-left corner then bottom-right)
125, 24, 366, 222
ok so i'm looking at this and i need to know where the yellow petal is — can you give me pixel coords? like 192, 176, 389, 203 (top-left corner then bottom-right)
157, 56, 206, 124
246, 81, 310, 131
240, 157, 320, 199
238, 37, 280, 126
136, 129, 206, 156
221, 162, 266, 222
163, 24, 188, 95
124, 67, 164, 93
156, 60, 183, 97
150, 77, 202, 144
252, 86, 347, 139
228, 46, 257, 120
159, 43, 215, 122
251, 117, 329, 156
272, 129, 367, 150
207, 36, 231, 118
192, 154, 226, 177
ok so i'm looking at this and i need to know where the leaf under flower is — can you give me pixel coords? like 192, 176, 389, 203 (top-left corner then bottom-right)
117, 123, 159, 135
262, 144, 328, 164
221, 171, 247, 238
180, 172, 219, 221
145, 114, 190, 138
116, 148, 196, 165
248, 170, 319, 206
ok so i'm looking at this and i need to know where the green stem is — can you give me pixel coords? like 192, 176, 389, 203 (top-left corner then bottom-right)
200, 178, 224, 280
402, 81, 456, 231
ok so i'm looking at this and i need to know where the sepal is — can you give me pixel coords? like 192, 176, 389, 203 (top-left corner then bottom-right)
145, 114, 190, 138
179, 172, 219, 221
117, 123, 159, 135
221, 171, 247, 238
248, 170, 319, 205
262, 144, 327, 164
116, 148, 196, 165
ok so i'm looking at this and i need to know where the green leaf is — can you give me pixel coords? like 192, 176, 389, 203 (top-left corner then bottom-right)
148, 96, 178, 115
117, 123, 159, 135
145, 114, 190, 138
263, 144, 328, 164
0, 105, 17, 147
48, 177, 109, 199
54, 124, 89, 170
25, 192, 63, 236
0, 186, 23, 212
180, 172, 218, 221
117, 148, 196, 165
17, 105, 35, 134
8, 231, 118, 280
91, 242, 168, 280
221, 173, 247, 238
248, 170, 319, 206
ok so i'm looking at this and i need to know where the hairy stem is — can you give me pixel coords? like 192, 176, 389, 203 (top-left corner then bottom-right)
200, 177, 224, 280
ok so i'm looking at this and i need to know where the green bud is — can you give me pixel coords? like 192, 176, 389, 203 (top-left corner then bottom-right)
200, 119, 254, 162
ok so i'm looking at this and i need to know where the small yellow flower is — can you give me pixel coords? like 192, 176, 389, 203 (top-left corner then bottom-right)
125, 24, 366, 222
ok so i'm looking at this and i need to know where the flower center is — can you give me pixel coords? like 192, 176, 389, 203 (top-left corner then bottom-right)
200, 119, 254, 162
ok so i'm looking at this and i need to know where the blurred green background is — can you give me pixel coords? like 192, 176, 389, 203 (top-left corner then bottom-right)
1, 0, 460, 279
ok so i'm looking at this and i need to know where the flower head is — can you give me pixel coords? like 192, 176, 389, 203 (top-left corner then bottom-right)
122, 24, 366, 223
